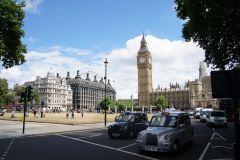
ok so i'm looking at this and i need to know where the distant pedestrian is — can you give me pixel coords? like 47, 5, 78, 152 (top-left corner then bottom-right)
81, 111, 83, 117
11, 110, 16, 118
71, 110, 74, 119
66, 110, 69, 118
40, 108, 43, 118
33, 109, 36, 118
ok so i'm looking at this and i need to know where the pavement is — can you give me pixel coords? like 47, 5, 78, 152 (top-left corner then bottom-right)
0, 120, 111, 139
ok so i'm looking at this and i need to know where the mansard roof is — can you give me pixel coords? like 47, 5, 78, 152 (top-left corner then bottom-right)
67, 78, 115, 92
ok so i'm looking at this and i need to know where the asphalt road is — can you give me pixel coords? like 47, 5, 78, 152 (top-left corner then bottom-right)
0, 119, 235, 160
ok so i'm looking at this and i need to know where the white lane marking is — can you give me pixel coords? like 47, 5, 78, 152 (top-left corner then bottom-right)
198, 142, 211, 160
56, 134, 159, 160
214, 132, 226, 141
211, 132, 215, 140
211, 146, 234, 150
79, 134, 102, 139
118, 143, 137, 150
0, 138, 15, 160
18, 128, 106, 139
209, 158, 233, 160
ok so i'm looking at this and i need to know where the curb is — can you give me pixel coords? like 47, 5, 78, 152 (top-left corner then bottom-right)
1, 127, 108, 140
0, 119, 114, 126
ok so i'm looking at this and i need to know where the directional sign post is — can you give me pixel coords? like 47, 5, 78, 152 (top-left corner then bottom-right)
211, 70, 240, 160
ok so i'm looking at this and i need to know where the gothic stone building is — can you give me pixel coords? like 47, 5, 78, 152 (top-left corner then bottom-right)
66, 71, 116, 111
137, 35, 217, 111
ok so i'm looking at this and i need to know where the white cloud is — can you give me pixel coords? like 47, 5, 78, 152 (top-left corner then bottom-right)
24, 0, 43, 13
99, 35, 206, 99
0, 35, 208, 100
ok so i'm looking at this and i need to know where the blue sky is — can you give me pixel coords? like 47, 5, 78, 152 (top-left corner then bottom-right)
23, 0, 182, 51
0, 0, 208, 99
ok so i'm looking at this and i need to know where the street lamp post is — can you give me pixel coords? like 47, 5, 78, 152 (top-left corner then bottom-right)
104, 58, 108, 126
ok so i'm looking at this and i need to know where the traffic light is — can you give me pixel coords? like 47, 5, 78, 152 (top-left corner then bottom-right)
20, 92, 25, 102
27, 86, 33, 102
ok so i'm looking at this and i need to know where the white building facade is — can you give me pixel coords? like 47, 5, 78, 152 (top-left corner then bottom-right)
34, 72, 72, 111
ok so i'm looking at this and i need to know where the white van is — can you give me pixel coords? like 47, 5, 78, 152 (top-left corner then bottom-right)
200, 108, 213, 122
194, 107, 203, 119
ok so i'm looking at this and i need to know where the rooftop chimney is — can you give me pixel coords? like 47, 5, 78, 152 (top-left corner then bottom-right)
108, 79, 111, 85
66, 72, 71, 80
86, 73, 90, 81
94, 75, 98, 82
75, 70, 81, 79
100, 77, 104, 84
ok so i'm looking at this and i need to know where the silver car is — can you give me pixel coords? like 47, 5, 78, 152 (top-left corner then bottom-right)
136, 112, 194, 153
206, 110, 228, 128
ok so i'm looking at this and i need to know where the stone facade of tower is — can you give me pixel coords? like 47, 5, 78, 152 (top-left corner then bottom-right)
199, 61, 207, 81
137, 35, 153, 110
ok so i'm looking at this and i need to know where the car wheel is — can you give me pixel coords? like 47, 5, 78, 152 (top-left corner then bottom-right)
189, 132, 194, 145
129, 130, 134, 138
109, 134, 114, 139
138, 149, 145, 154
172, 141, 179, 154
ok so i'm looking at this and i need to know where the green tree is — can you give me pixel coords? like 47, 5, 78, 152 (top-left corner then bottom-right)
124, 100, 133, 111
0, 78, 13, 108
175, 0, 240, 70
108, 100, 117, 111
98, 98, 111, 110
116, 102, 125, 113
0, 0, 27, 69
155, 95, 168, 111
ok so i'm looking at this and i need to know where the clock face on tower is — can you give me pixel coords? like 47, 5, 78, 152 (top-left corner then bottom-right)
139, 57, 145, 63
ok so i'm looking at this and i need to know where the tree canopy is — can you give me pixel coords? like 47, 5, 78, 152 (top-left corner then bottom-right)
175, 0, 240, 70
98, 98, 111, 110
155, 95, 168, 111
0, 0, 27, 68
0, 78, 13, 108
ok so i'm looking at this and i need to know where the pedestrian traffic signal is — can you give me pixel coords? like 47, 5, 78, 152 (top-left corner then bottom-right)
27, 86, 33, 102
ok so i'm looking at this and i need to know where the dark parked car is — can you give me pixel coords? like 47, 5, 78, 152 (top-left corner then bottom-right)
108, 112, 148, 138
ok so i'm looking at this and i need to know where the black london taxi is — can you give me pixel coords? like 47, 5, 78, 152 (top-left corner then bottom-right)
108, 112, 148, 138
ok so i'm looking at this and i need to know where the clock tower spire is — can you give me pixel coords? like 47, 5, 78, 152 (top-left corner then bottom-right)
137, 34, 153, 111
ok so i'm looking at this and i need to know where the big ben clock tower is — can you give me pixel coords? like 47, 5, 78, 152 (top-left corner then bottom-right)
137, 34, 152, 111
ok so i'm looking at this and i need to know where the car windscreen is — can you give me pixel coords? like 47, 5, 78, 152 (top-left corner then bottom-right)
202, 111, 210, 115
211, 111, 225, 117
117, 113, 135, 122
150, 115, 178, 128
